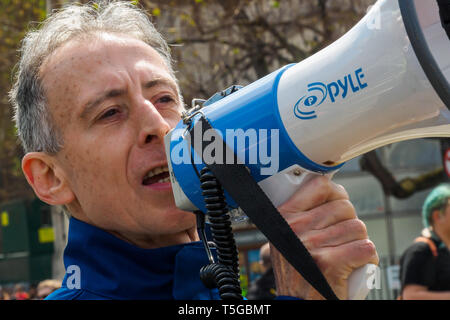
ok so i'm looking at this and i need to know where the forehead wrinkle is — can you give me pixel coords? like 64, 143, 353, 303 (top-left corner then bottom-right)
143, 77, 178, 94
135, 58, 179, 91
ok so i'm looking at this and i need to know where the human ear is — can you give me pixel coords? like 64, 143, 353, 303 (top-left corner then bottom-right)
22, 152, 74, 205
431, 209, 443, 226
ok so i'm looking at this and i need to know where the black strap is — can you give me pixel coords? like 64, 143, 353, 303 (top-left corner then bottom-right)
188, 116, 338, 300
438, 0, 450, 39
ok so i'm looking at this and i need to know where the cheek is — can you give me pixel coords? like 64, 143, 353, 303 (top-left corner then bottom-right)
445, 214, 450, 227
65, 150, 102, 195
63, 134, 128, 194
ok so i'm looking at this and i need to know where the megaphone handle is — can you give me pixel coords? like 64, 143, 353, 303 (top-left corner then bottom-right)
347, 264, 376, 300
262, 168, 374, 300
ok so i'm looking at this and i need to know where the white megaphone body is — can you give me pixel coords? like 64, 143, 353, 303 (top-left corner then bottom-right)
164, 0, 450, 300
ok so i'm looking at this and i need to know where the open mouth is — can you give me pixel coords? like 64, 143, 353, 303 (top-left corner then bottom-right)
142, 165, 171, 186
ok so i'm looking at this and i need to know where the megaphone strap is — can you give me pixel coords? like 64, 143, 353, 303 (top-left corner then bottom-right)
188, 115, 339, 300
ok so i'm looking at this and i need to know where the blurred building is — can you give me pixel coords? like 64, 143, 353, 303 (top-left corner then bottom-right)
0, 200, 68, 287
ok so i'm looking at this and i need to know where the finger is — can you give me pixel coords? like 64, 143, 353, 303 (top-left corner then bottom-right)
283, 199, 357, 235
278, 175, 349, 214
312, 239, 379, 272
300, 219, 368, 250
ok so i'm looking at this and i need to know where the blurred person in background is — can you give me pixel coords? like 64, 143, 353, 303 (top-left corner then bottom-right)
0, 286, 11, 300
246, 243, 276, 300
36, 279, 62, 300
28, 283, 38, 300
12, 283, 29, 300
400, 184, 450, 299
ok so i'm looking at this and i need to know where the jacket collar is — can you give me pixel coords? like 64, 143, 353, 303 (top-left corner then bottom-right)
61, 217, 219, 299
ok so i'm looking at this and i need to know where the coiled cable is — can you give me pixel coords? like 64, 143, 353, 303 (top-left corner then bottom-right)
198, 166, 243, 300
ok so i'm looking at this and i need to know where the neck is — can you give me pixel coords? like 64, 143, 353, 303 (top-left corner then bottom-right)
67, 203, 200, 249
108, 227, 200, 249
434, 228, 450, 249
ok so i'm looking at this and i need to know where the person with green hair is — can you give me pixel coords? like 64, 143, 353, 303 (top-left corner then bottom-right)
399, 183, 450, 300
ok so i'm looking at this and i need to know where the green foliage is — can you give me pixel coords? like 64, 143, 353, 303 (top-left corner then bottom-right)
152, 7, 161, 17
271, 1, 280, 8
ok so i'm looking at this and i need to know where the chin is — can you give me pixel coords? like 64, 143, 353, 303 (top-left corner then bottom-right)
165, 207, 196, 228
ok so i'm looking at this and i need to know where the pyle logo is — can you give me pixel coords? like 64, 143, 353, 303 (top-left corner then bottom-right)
294, 67, 368, 120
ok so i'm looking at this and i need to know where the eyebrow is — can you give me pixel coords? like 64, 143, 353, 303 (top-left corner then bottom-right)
80, 88, 125, 119
80, 78, 178, 119
143, 78, 178, 93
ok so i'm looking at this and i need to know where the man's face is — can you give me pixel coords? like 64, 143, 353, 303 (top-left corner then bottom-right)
40, 33, 196, 247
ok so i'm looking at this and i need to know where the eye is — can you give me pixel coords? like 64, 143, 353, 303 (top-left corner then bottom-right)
99, 107, 120, 120
156, 95, 175, 104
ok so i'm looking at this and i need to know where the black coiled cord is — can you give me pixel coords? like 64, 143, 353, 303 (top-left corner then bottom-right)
198, 167, 243, 300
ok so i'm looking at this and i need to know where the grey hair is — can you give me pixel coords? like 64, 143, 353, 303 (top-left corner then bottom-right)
9, 0, 178, 154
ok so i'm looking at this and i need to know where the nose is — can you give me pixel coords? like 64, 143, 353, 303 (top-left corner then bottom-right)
136, 98, 171, 148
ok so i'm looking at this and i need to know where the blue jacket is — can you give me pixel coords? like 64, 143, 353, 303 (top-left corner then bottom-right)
46, 217, 220, 300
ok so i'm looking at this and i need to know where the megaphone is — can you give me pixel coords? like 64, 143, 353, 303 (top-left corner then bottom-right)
164, 0, 450, 300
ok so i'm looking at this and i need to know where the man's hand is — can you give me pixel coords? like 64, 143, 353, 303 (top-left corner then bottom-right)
270, 176, 379, 300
